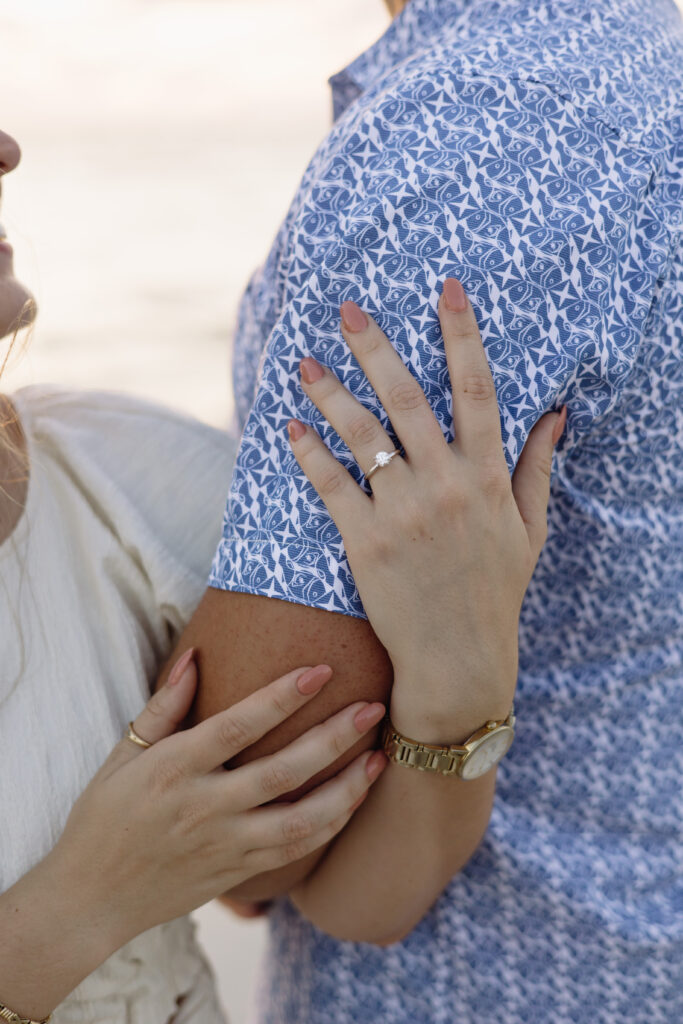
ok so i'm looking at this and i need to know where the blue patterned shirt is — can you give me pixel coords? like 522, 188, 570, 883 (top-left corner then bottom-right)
210, 0, 683, 1020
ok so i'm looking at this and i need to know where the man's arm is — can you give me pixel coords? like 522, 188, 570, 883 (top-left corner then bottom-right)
165, 55, 660, 916
162, 588, 392, 898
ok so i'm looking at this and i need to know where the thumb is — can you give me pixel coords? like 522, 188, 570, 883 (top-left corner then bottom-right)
105, 649, 198, 773
511, 406, 566, 559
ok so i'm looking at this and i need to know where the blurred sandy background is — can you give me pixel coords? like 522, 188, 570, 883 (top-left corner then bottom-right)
0, 0, 388, 1020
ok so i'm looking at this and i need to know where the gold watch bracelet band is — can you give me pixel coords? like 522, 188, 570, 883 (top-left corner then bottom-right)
382, 705, 516, 779
0, 1005, 51, 1024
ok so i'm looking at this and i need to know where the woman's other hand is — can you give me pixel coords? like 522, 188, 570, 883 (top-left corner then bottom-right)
50, 651, 386, 954
287, 278, 566, 742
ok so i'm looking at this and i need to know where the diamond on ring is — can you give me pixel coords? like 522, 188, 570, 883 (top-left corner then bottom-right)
365, 449, 401, 482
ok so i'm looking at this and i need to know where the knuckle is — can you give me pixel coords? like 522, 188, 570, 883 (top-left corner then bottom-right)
460, 373, 496, 403
354, 329, 383, 357
317, 468, 347, 499
309, 374, 339, 403
216, 713, 253, 753
347, 414, 382, 449
294, 433, 318, 459
452, 327, 482, 347
269, 687, 295, 720
387, 380, 424, 413
331, 724, 351, 759
260, 761, 298, 799
282, 811, 315, 843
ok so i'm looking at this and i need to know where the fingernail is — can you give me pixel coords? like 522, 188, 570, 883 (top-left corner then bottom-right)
340, 300, 368, 334
287, 419, 306, 442
353, 703, 386, 733
443, 277, 468, 313
297, 664, 333, 695
300, 357, 324, 384
168, 648, 195, 687
366, 751, 388, 782
552, 405, 568, 445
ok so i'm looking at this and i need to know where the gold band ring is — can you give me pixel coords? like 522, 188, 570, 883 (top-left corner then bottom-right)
365, 449, 401, 483
125, 721, 153, 749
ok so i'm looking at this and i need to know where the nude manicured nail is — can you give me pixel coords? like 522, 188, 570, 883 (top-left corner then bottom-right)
443, 277, 468, 313
552, 405, 568, 445
353, 703, 386, 733
366, 751, 388, 782
300, 357, 324, 384
168, 648, 195, 687
297, 664, 333, 695
287, 419, 306, 442
340, 301, 368, 334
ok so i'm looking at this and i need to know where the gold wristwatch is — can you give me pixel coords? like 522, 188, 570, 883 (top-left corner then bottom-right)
382, 705, 516, 780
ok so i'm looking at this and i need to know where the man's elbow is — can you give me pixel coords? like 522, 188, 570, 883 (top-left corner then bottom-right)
296, 842, 486, 947
290, 885, 434, 947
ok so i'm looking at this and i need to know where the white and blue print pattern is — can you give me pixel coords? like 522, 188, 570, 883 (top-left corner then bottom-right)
210, 0, 683, 1020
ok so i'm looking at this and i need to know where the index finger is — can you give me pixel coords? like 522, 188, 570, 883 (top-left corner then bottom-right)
439, 278, 506, 462
178, 664, 334, 774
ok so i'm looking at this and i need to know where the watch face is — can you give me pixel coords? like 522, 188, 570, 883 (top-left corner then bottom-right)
459, 726, 514, 780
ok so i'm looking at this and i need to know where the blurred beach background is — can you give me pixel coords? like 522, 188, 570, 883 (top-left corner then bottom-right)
1, 0, 388, 1019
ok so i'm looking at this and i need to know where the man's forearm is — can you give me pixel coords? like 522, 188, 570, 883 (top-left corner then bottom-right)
291, 757, 497, 945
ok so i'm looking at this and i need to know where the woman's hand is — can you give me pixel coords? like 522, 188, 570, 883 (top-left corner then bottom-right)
287, 278, 566, 742
49, 652, 386, 954
1, 652, 385, 1020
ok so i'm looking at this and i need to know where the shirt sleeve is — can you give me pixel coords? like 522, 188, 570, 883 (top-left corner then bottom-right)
209, 65, 669, 618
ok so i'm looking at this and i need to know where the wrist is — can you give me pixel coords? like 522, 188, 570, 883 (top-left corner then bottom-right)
46, 842, 129, 960
0, 852, 117, 1021
389, 678, 515, 745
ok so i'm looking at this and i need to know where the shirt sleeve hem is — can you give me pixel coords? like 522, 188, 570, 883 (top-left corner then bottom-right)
208, 534, 368, 621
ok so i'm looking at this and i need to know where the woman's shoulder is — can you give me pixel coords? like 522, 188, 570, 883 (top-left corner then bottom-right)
11, 385, 237, 602
12, 384, 231, 453
13, 384, 235, 484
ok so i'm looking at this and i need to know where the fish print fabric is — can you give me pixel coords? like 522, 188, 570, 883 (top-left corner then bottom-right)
210, 0, 683, 1020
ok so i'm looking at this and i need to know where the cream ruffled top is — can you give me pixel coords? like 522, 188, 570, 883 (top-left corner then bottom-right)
0, 387, 237, 1023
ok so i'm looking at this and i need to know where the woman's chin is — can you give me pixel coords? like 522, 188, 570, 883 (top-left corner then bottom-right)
0, 276, 37, 341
